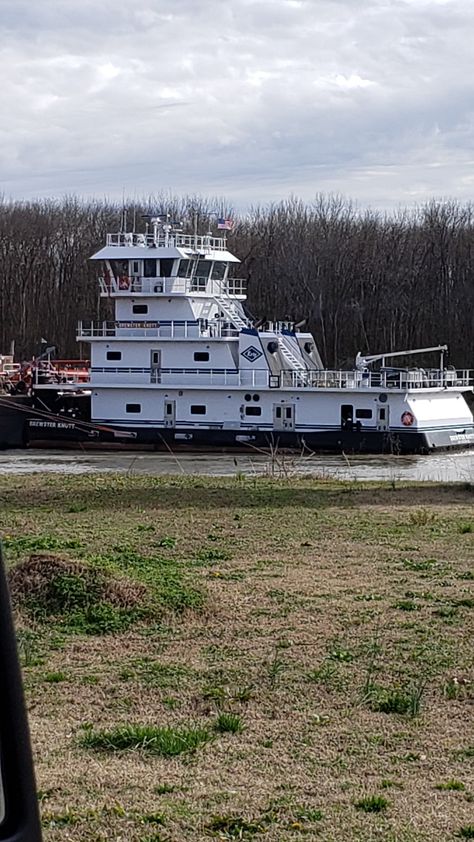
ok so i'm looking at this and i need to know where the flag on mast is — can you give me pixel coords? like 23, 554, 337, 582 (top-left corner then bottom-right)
217, 218, 233, 230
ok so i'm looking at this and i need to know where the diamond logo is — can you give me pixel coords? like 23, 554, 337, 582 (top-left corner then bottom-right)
241, 345, 263, 363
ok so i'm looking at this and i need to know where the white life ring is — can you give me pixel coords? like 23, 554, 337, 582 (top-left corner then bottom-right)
401, 411, 415, 426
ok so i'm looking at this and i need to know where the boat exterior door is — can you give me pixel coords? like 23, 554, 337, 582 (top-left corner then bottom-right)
150, 349, 161, 383
130, 260, 141, 291
376, 403, 389, 431
164, 400, 176, 428
273, 403, 295, 431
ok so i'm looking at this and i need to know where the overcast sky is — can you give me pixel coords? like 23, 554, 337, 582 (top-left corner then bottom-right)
1, 0, 473, 209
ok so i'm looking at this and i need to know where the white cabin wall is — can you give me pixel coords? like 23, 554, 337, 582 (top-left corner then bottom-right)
92, 388, 245, 425
90, 386, 386, 429
115, 299, 197, 320
90, 340, 239, 370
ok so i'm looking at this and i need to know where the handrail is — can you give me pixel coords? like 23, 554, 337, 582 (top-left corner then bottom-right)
98, 276, 247, 296
77, 320, 240, 339
88, 366, 474, 389
106, 232, 228, 251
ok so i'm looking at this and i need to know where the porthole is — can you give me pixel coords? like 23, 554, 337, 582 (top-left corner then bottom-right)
267, 341, 278, 354
253, 394, 260, 402
244, 393, 252, 401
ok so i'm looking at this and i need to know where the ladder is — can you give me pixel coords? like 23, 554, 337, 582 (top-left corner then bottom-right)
214, 295, 250, 331
277, 335, 307, 372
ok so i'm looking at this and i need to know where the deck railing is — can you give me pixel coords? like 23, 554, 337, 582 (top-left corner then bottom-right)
106, 231, 228, 251
98, 276, 247, 297
88, 366, 474, 390
78, 320, 239, 339
280, 369, 474, 389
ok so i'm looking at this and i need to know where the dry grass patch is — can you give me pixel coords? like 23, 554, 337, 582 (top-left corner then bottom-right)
0, 474, 473, 841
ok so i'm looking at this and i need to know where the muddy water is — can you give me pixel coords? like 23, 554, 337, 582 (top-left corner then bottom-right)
0, 448, 473, 482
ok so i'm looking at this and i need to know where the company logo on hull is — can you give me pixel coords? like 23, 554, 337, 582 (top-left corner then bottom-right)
241, 345, 262, 363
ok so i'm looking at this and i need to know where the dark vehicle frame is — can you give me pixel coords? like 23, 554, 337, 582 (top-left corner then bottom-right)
0, 543, 42, 840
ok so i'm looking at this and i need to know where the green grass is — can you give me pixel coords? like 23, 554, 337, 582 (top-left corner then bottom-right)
367, 683, 426, 717
214, 713, 244, 734
80, 723, 211, 756
435, 780, 465, 791
354, 795, 389, 813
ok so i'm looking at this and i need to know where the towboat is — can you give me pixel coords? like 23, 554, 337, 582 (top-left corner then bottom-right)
2, 216, 474, 453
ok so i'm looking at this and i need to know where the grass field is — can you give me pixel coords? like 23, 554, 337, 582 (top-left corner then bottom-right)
0, 473, 473, 842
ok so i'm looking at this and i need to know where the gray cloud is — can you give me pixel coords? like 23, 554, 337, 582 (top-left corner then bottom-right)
1, 0, 473, 208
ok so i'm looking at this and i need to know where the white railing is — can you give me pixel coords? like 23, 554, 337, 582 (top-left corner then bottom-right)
88, 364, 474, 390
99, 275, 247, 297
0, 362, 21, 375
77, 320, 239, 339
280, 369, 474, 389
265, 320, 294, 333
90, 367, 269, 387
106, 232, 228, 251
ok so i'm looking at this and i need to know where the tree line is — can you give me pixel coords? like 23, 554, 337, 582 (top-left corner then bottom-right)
0, 194, 473, 369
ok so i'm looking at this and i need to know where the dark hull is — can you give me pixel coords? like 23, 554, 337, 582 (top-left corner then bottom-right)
0, 396, 30, 448
25, 418, 474, 455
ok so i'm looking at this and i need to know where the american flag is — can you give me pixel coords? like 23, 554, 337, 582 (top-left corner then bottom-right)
217, 217, 233, 230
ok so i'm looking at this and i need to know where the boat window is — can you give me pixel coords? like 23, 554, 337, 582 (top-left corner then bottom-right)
379, 408, 386, 420
126, 403, 141, 413
211, 262, 227, 280
195, 260, 211, 279
285, 407, 292, 419
106, 351, 122, 361
160, 258, 174, 277
177, 259, 194, 278
111, 260, 129, 277
132, 304, 148, 314
194, 352, 209, 362
245, 406, 262, 416
143, 259, 157, 277
275, 406, 282, 418
356, 408, 372, 419
190, 405, 206, 415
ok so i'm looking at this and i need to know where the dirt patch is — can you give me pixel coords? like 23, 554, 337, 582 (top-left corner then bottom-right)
9, 554, 150, 633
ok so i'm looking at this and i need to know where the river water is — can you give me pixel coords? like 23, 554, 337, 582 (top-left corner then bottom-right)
0, 448, 473, 482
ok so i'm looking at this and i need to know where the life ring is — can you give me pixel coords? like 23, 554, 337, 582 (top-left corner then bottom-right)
118, 275, 130, 290
401, 411, 415, 426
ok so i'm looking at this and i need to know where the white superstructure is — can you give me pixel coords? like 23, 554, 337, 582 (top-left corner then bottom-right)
75, 216, 474, 453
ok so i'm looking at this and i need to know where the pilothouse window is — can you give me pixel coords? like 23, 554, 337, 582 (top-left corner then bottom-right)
210, 262, 227, 280
177, 259, 194, 278
160, 258, 174, 277
111, 260, 128, 278
143, 259, 157, 277
191, 260, 210, 291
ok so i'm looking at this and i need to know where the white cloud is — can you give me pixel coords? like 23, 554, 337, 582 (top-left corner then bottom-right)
0, 0, 473, 208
